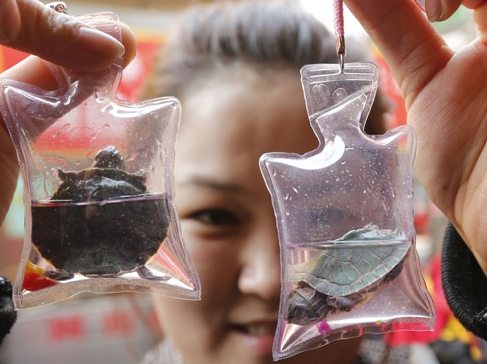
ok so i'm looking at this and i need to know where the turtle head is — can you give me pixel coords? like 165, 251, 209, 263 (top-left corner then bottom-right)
57, 169, 77, 183
93, 145, 125, 169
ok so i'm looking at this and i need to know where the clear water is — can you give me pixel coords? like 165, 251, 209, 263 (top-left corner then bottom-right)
285, 237, 412, 326
288, 238, 411, 266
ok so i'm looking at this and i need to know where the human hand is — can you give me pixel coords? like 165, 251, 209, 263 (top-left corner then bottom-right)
344, 0, 487, 272
0, 0, 136, 224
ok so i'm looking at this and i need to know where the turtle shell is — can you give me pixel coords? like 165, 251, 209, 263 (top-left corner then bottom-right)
291, 227, 410, 297
51, 145, 146, 201
51, 167, 147, 201
31, 146, 170, 279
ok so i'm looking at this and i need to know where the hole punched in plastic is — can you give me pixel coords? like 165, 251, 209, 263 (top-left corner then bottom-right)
47, 2, 68, 14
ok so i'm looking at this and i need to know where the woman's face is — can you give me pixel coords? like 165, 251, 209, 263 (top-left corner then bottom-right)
154, 65, 361, 364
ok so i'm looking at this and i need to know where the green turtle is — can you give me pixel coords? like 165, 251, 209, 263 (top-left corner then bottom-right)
288, 226, 410, 324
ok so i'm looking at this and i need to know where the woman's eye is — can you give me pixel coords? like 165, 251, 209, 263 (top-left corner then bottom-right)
189, 208, 239, 227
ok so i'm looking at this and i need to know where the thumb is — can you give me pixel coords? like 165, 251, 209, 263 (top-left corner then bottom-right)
1, 0, 135, 72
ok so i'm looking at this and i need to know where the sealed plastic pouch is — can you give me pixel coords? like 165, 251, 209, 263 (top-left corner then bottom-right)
259, 63, 434, 360
0, 12, 200, 308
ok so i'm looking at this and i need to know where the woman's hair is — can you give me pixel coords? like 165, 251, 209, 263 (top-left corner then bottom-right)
142, 1, 387, 134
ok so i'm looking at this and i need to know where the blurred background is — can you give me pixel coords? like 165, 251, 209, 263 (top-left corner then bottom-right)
0, 1, 478, 363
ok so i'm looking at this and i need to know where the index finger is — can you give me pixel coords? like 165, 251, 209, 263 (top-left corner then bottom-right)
3, 0, 136, 72
344, 0, 453, 107
1, 19, 136, 92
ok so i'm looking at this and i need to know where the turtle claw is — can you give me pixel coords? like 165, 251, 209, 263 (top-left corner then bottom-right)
137, 266, 168, 281
44, 269, 74, 281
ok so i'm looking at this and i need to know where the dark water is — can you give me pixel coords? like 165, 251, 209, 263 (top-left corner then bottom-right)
31, 194, 170, 276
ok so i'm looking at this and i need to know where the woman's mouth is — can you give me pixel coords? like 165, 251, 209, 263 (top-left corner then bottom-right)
229, 321, 277, 355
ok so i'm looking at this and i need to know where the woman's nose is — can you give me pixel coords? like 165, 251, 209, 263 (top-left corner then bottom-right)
237, 225, 281, 302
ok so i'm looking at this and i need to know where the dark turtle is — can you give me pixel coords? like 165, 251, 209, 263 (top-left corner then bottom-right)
0, 276, 17, 344
31, 145, 170, 281
288, 227, 410, 325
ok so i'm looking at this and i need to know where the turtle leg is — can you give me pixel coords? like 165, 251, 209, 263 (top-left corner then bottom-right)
326, 292, 367, 313
136, 266, 168, 281
44, 269, 74, 281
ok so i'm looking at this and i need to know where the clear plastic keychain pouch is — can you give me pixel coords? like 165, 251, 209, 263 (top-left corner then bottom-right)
0, 12, 200, 308
260, 63, 434, 360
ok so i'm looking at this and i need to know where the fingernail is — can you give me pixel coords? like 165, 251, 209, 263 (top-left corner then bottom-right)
414, 0, 425, 11
77, 26, 125, 60
0, 0, 21, 43
425, 0, 442, 21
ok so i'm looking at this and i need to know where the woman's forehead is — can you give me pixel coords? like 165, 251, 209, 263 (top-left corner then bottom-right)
178, 65, 315, 151
172, 66, 316, 196
181, 64, 302, 114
